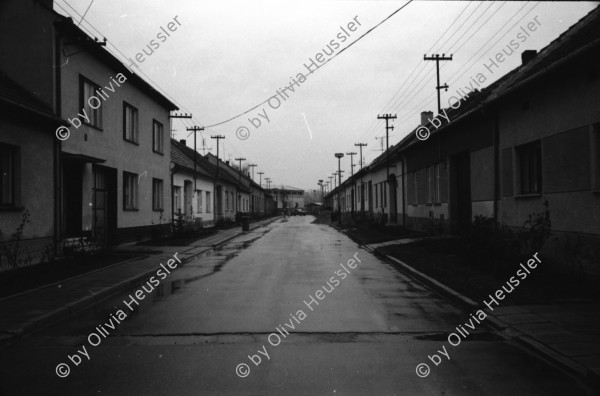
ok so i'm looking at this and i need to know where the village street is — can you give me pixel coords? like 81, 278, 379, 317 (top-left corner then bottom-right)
0, 217, 592, 395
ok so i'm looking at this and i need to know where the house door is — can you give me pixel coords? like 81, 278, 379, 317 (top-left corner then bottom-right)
63, 161, 83, 237
388, 174, 397, 223
93, 165, 117, 245
450, 152, 472, 230
184, 181, 192, 218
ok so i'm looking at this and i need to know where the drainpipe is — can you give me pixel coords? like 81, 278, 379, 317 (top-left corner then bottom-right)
401, 157, 406, 227
170, 164, 177, 231
492, 110, 500, 228
54, 32, 62, 257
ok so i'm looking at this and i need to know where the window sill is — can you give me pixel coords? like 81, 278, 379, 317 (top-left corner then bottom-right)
124, 139, 139, 146
514, 193, 542, 199
83, 122, 103, 132
153, 150, 164, 155
153, 208, 163, 212
0, 206, 25, 212
123, 208, 139, 211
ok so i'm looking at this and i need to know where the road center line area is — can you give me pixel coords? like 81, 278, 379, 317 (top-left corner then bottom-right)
0, 217, 593, 395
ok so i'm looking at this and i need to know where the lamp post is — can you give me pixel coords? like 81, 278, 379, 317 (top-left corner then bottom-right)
318, 180, 324, 214
335, 153, 344, 225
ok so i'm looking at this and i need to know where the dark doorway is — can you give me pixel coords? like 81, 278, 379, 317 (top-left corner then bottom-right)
92, 165, 117, 246
63, 161, 83, 238
450, 151, 472, 230
388, 174, 397, 224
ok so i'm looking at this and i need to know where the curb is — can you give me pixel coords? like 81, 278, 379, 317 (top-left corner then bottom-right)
336, 225, 598, 390
0, 218, 279, 347
374, 250, 599, 390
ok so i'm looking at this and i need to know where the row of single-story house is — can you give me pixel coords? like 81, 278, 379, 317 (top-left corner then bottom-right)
325, 6, 600, 273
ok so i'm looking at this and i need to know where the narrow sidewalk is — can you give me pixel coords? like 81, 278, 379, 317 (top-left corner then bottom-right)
0, 216, 280, 346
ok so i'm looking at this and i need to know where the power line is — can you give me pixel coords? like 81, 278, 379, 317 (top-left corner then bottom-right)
202, 0, 415, 129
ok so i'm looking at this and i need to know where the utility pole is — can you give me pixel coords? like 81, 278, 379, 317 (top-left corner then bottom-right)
346, 152, 357, 176
335, 153, 344, 225
235, 157, 245, 213
257, 172, 264, 187
211, 135, 225, 216
265, 178, 271, 190
377, 114, 396, 182
200, 137, 212, 155
424, 53, 453, 114
355, 143, 367, 169
186, 126, 204, 192
248, 164, 257, 180
318, 179, 324, 205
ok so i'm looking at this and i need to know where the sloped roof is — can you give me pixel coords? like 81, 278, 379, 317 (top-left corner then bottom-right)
327, 5, 600, 197
487, 5, 600, 103
171, 139, 212, 179
172, 139, 248, 191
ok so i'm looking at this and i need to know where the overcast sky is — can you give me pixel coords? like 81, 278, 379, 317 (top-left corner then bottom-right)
55, 0, 598, 192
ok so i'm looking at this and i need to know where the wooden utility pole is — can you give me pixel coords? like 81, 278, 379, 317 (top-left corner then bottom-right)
346, 152, 357, 176
377, 114, 396, 181
186, 126, 204, 191
258, 172, 264, 187
211, 135, 225, 216
424, 53, 453, 114
248, 164, 257, 180
235, 157, 246, 212
355, 143, 367, 169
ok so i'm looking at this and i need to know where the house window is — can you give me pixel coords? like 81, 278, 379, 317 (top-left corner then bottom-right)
0, 144, 17, 206
123, 103, 138, 143
173, 186, 182, 213
206, 191, 211, 213
123, 172, 138, 210
412, 172, 418, 205
196, 189, 203, 213
225, 191, 229, 211
434, 164, 441, 204
153, 120, 164, 154
152, 178, 163, 211
517, 141, 542, 195
80, 76, 102, 128
375, 183, 379, 207
426, 167, 433, 204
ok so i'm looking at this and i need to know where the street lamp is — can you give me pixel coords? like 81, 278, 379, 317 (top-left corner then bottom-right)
318, 180, 324, 213
335, 153, 344, 225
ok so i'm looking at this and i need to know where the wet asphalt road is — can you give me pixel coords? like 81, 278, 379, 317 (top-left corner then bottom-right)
0, 216, 593, 395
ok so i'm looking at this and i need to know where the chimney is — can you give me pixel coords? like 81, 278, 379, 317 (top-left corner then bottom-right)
421, 111, 433, 126
226, 160, 230, 165
179, 139, 186, 145
521, 50, 537, 65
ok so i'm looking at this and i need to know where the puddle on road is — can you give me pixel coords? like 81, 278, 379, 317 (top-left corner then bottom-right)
19, 228, 270, 343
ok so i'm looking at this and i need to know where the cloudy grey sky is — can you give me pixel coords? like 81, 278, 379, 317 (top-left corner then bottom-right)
55, 0, 598, 192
